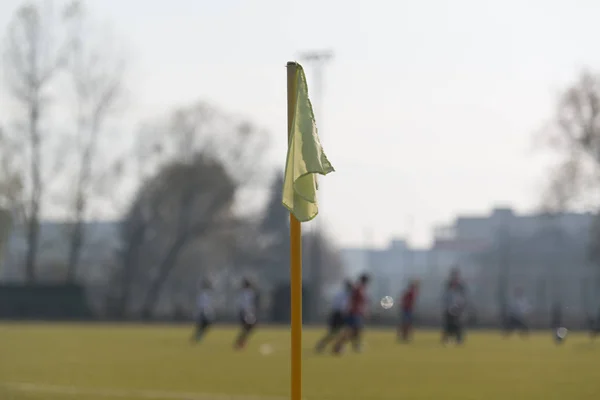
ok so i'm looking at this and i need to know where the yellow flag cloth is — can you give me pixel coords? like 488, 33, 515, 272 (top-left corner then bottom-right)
282, 64, 335, 222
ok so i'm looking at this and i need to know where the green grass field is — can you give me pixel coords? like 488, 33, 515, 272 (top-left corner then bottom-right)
0, 323, 598, 400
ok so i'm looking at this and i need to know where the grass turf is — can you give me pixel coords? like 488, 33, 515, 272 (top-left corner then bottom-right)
0, 323, 598, 400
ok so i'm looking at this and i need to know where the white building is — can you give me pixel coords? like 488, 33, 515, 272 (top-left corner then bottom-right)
435, 207, 593, 248
341, 207, 600, 325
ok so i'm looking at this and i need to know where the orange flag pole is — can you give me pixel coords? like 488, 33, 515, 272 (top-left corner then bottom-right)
286, 61, 303, 400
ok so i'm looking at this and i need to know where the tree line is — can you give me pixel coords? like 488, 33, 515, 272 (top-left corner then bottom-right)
0, 1, 343, 318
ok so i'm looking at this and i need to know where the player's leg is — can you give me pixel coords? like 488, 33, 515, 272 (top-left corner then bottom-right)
191, 318, 201, 342
191, 314, 206, 342
316, 312, 340, 352
234, 312, 255, 349
401, 311, 413, 342
446, 315, 459, 343
234, 322, 254, 349
331, 328, 349, 354
396, 310, 407, 341
590, 320, 595, 338
441, 313, 452, 344
454, 318, 465, 344
333, 315, 356, 354
201, 315, 211, 339
233, 314, 246, 349
517, 317, 529, 337
351, 320, 363, 352
398, 312, 406, 342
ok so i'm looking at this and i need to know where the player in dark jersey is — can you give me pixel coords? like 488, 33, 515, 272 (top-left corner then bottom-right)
332, 273, 370, 354
315, 279, 353, 353
398, 280, 420, 342
234, 278, 259, 350
191, 280, 214, 343
442, 268, 468, 345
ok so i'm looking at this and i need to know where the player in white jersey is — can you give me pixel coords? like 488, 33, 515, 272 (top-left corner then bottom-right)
191, 281, 214, 343
315, 279, 353, 353
504, 287, 531, 336
234, 278, 259, 350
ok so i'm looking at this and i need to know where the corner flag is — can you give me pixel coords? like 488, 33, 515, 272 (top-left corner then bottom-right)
283, 62, 334, 400
282, 63, 334, 222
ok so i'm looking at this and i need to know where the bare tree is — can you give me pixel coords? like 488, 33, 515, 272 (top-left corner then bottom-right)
62, 1, 125, 282
0, 127, 24, 214
2, 2, 73, 282
138, 155, 237, 317
539, 71, 600, 275
109, 102, 269, 317
109, 154, 237, 318
0, 127, 21, 272
540, 71, 600, 211
107, 184, 158, 318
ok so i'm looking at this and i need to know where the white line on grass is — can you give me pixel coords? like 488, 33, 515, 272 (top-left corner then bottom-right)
1, 382, 296, 400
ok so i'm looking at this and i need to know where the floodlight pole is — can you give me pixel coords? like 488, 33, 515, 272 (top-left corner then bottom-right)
299, 50, 333, 320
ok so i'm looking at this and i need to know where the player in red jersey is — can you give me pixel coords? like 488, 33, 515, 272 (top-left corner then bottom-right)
332, 273, 370, 354
398, 280, 420, 342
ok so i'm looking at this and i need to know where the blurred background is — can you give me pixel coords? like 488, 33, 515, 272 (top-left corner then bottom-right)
0, 0, 600, 329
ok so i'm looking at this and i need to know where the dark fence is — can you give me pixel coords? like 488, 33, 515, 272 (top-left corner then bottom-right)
0, 284, 93, 320
0, 283, 592, 330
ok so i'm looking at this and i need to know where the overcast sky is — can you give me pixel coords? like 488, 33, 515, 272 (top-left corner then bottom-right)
1, 0, 599, 248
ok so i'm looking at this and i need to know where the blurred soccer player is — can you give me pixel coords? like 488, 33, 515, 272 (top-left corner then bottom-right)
504, 287, 532, 336
398, 280, 420, 342
315, 279, 352, 353
332, 273, 370, 354
441, 268, 468, 345
191, 280, 214, 343
234, 278, 259, 350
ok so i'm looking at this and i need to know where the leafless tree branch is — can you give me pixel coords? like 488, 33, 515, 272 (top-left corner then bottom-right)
2, 1, 74, 282
62, 2, 125, 282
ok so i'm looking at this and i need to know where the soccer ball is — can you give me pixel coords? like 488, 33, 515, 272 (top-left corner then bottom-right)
554, 327, 568, 344
380, 296, 394, 309
259, 344, 273, 355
